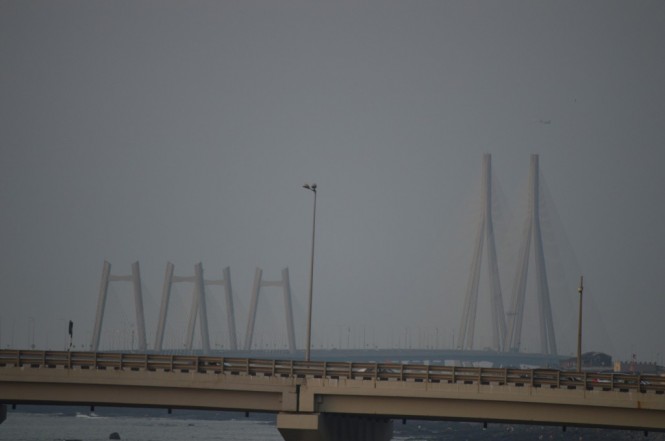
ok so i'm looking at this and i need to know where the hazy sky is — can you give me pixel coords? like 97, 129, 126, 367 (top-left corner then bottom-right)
1, 1, 664, 362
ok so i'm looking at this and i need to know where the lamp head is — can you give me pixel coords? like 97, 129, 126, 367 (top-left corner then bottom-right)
303, 183, 317, 192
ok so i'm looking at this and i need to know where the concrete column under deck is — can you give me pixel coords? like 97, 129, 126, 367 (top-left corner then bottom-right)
277, 413, 392, 441
0, 404, 6, 425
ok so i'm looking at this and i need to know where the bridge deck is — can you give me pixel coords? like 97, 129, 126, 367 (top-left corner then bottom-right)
1, 350, 665, 432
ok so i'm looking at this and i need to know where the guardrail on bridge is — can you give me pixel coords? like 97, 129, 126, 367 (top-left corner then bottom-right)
1, 349, 664, 394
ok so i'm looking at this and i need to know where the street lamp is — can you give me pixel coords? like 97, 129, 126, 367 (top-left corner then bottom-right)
577, 275, 584, 372
303, 183, 317, 362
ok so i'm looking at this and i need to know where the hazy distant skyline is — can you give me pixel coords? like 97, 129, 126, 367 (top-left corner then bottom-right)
1, 1, 664, 363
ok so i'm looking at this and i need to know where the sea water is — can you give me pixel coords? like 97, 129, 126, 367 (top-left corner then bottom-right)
0, 410, 283, 441
1, 408, 661, 441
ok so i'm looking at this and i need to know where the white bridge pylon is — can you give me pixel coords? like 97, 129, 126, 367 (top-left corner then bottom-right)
154, 262, 238, 353
91, 261, 147, 352
505, 154, 557, 355
457, 154, 507, 352
244, 268, 296, 354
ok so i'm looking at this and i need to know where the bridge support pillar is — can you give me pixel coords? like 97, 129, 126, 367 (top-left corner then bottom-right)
0, 404, 6, 425
277, 413, 392, 441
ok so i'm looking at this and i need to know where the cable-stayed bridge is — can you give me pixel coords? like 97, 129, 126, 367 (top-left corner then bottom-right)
87, 154, 568, 364
3, 155, 665, 440
458, 154, 558, 355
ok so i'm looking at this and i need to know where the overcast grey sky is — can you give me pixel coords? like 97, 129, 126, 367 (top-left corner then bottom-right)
1, 1, 664, 362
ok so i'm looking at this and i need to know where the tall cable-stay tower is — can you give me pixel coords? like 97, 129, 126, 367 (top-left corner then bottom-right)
91, 261, 147, 351
457, 154, 507, 351
244, 267, 296, 354
505, 154, 557, 355
154, 262, 238, 353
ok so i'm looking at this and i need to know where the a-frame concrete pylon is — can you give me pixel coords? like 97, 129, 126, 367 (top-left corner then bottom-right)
244, 267, 296, 354
457, 154, 507, 351
505, 154, 557, 355
154, 262, 238, 353
91, 261, 147, 351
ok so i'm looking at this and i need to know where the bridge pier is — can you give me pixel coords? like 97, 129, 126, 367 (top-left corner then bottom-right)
277, 413, 392, 441
0, 404, 6, 425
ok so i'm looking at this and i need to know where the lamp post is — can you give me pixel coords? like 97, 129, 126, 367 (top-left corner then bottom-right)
577, 275, 584, 372
303, 183, 317, 362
